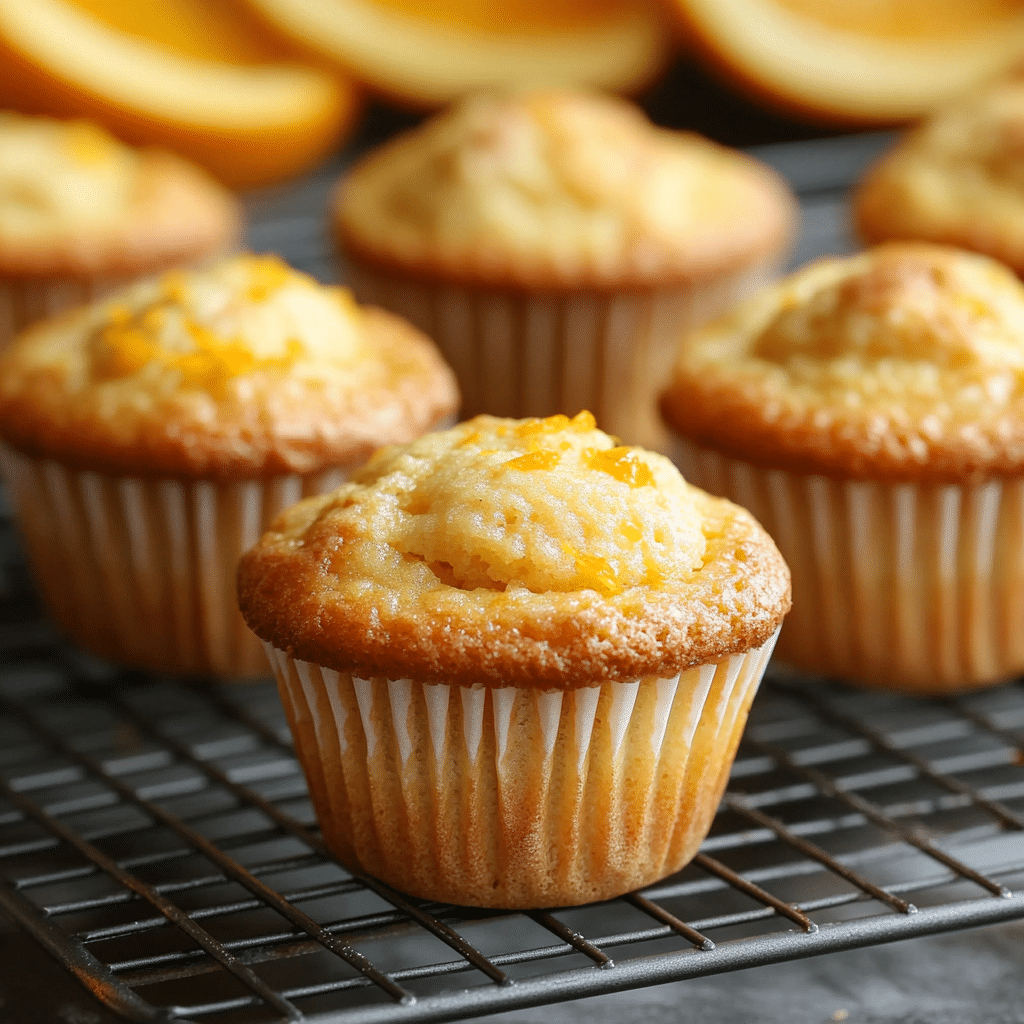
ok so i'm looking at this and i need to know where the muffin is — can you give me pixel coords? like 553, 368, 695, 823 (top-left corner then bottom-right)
0, 111, 241, 349
856, 80, 1024, 275
661, 242, 1024, 693
0, 254, 459, 677
334, 90, 797, 451
238, 412, 790, 908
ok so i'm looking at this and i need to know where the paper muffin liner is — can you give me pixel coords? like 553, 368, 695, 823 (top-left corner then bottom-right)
671, 435, 1024, 693
0, 444, 352, 678
0, 274, 146, 352
266, 630, 779, 909
346, 257, 780, 452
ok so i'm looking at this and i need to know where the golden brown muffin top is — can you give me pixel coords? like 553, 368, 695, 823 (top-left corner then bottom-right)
0, 255, 459, 478
662, 243, 1024, 481
238, 412, 791, 687
334, 90, 796, 290
0, 112, 240, 278
855, 81, 1024, 273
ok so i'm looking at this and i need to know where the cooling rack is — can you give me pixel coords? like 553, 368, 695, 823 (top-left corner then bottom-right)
2, 128, 1024, 1024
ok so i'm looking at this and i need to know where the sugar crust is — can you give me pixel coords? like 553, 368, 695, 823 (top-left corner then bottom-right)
661, 243, 1024, 481
334, 90, 796, 291
238, 414, 791, 687
0, 112, 240, 278
855, 81, 1024, 273
0, 257, 460, 477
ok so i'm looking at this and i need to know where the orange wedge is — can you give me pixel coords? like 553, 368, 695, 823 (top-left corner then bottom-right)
666, 0, 1024, 124
0, 0, 357, 188
240, 0, 671, 108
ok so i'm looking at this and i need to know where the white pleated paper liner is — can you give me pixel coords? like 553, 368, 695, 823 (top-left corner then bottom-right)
0, 274, 144, 352
0, 444, 350, 678
671, 435, 1024, 692
267, 629, 779, 909
347, 256, 779, 452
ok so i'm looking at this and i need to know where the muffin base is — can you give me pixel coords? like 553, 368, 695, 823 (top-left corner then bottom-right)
0, 445, 351, 678
671, 436, 1024, 693
266, 632, 778, 909
346, 257, 780, 451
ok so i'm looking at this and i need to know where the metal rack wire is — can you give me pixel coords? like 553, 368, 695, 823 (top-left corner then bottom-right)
1, 496, 1024, 1024
1, 131, 1024, 1023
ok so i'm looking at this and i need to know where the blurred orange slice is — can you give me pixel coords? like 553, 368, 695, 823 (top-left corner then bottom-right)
240, 0, 671, 108
0, 0, 357, 188
666, 0, 1024, 124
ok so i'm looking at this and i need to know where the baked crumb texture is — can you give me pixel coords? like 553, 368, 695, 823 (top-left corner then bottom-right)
663, 243, 1024, 691
240, 411, 789, 906
0, 255, 459, 676
336, 90, 795, 291
239, 412, 791, 687
662, 243, 1024, 482
856, 81, 1024, 274
0, 112, 240, 278
0, 255, 459, 478
335, 90, 795, 448
0, 113, 241, 349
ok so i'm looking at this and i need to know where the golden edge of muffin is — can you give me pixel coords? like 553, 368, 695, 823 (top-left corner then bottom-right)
238, 485, 791, 689
0, 149, 242, 279
661, 242, 1024, 482
332, 97, 797, 293
853, 83, 1024, 274
0, 304, 460, 479
854, 145, 1024, 277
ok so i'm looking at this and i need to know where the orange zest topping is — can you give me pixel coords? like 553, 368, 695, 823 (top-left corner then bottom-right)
514, 410, 596, 437
619, 521, 642, 543
587, 446, 655, 487
92, 309, 306, 396
561, 542, 621, 595
244, 254, 296, 302
504, 448, 561, 472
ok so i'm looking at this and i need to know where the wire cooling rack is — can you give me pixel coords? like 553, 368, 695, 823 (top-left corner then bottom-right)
1, 503, 1024, 1024
2, 129, 1024, 1023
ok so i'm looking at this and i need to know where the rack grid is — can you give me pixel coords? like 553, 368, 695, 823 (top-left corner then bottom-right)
2, 130, 1024, 1023
2, 493, 1024, 1024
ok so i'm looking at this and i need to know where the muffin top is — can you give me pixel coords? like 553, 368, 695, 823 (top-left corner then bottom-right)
0, 255, 459, 478
662, 243, 1024, 481
238, 412, 790, 687
855, 81, 1024, 273
0, 112, 240, 278
335, 90, 796, 290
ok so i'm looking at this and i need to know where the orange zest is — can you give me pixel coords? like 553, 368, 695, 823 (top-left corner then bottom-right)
587, 446, 655, 487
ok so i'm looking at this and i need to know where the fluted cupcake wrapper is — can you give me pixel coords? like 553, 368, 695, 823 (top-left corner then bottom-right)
0, 274, 147, 351
672, 437, 1024, 692
0, 445, 351, 677
267, 631, 779, 909
347, 257, 779, 452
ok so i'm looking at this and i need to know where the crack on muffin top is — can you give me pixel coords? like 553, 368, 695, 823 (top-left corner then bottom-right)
334, 411, 707, 597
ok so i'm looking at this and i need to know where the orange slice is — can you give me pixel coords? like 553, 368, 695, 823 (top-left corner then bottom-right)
0, 0, 357, 188
240, 0, 671, 108
666, 0, 1024, 124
